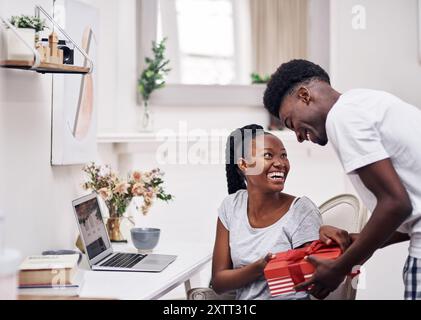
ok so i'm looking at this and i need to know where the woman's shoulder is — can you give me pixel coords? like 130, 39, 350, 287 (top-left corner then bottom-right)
218, 190, 248, 226
221, 189, 248, 208
293, 195, 316, 205
290, 195, 320, 213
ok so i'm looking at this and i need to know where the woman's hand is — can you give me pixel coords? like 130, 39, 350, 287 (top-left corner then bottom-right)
254, 252, 276, 274
319, 225, 354, 252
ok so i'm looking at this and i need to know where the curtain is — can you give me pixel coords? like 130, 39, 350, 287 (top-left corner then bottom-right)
250, 0, 308, 77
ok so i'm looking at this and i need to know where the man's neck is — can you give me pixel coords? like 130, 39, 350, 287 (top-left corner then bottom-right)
321, 87, 342, 118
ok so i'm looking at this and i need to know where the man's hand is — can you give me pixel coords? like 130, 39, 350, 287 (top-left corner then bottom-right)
294, 256, 347, 299
319, 225, 354, 252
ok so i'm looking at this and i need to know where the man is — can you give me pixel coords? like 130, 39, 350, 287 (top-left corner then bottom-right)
263, 59, 421, 300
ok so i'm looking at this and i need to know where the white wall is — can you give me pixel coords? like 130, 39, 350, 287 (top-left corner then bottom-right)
330, 0, 421, 299
330, 0, 421, 107
0, 0, 85, 257
308, 0, 330, 72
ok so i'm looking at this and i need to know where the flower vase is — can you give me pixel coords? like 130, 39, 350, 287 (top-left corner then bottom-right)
106, 216, 125, 242
105, 205, 135, 243
106, 203, 125, 243
139, 100, 154, 132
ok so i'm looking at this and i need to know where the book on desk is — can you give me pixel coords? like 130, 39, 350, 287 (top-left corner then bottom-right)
18, 254, 84, 297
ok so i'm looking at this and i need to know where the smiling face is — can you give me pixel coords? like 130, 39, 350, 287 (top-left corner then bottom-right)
279, 83, 330, 146
238, 134, 290, 193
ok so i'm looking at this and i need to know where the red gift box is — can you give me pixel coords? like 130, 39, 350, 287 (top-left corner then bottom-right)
264, 240, 342, 297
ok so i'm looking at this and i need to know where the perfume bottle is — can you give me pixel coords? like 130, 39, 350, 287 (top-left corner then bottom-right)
58, 39, 74, 65
41, 38, 74, 65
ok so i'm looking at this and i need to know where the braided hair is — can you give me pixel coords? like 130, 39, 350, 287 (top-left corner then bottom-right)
225, 124, 267, 194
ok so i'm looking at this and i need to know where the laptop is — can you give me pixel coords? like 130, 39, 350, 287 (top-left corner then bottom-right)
72, 192, 177, 272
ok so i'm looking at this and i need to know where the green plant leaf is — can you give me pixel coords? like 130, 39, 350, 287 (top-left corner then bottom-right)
250, 72, 271, 84
138, 38, 171, 100
9, 15, 47, 32
145, 70, 154, 78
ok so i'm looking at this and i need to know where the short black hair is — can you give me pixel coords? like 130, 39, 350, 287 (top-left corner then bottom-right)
263, 59, 330, 118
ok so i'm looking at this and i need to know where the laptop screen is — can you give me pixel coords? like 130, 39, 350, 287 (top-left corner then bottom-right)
74, 196, 111, 260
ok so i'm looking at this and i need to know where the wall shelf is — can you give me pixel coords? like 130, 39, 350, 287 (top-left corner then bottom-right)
0, 5, 93, 75
0, 60, 90, 74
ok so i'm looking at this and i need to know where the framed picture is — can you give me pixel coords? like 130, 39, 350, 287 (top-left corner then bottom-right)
51, 0, 98, 165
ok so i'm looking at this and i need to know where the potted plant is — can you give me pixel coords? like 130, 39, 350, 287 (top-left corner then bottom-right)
81, 163, 173, 242
137, 38, 171, 132
4, 15, 47, 60
251, 72, 270, 84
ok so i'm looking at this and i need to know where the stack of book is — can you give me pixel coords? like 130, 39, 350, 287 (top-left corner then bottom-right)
18, 254, 83, 297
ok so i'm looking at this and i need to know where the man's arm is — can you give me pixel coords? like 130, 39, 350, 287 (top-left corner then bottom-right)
296, 158, 412, 297
380, 231, 410, 248
334, 158, 412, 273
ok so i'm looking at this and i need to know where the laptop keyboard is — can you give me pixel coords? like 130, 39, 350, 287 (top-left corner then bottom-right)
99, 253, 146, 269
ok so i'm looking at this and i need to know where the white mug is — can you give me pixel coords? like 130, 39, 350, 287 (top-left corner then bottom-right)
0, 249, 21, 300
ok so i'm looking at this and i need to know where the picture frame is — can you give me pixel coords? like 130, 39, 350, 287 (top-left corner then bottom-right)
51, 0, 99, 165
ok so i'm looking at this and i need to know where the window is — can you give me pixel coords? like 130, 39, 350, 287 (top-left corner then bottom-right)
157, 0, 251, 85
174, 0, 235, 84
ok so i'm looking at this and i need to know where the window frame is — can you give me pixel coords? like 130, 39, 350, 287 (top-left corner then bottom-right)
137, 0, 257, 107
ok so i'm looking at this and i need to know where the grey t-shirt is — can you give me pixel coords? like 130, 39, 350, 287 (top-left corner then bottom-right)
218, 190, 322, 300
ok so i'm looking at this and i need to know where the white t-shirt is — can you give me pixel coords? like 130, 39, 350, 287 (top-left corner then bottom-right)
218, 190, 322, 300
326, 89, 421, 258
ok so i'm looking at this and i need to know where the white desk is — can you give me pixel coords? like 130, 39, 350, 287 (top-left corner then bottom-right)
18, 241, 212, 300
79, 241, 212, 300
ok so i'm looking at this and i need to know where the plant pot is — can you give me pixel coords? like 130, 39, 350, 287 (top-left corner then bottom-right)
5, 28, 35, 61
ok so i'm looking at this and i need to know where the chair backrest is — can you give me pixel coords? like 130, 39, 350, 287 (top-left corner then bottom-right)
317, 194, 368, 300
319, 194, 367, 233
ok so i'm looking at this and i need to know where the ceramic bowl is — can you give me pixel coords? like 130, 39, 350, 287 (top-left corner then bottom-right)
130, 227, 160, 252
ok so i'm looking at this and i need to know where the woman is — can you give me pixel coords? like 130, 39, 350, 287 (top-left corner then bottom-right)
211, 124, 349, 300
